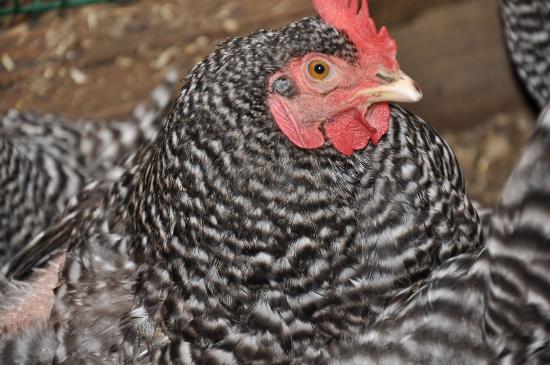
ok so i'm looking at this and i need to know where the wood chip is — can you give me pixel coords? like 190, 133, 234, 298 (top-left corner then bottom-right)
116, 56, 134, 68
159, 4, 175, 22
152, 47, 178, 70
1, 54, 15, 72
87, 11, 99, 30
223, 19, 239, 34
195, 36, 210, 48
43, 67, 55, 79
69, 67, 88, 85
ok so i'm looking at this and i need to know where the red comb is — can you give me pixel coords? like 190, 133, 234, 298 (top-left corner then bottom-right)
313, 0, 397, 68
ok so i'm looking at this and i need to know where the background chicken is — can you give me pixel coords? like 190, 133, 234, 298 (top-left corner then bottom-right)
0, 0, 483, 363
0, 69, 178, 267
501, 0, 550, 109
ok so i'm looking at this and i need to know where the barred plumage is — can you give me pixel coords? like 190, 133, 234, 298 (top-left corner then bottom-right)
0, 14, 480, 364
0, 69, 179, 266
501, 0, 550, 108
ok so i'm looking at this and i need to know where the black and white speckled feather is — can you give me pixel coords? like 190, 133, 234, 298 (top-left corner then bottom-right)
0, 69, 178, 266
0, 15, 481, 364
501, 0, 550, 108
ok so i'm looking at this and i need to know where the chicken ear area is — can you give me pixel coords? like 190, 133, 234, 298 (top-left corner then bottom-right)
268, 94, 325, 150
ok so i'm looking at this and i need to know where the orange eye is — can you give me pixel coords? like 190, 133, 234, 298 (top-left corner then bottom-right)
308, 60, 331, 80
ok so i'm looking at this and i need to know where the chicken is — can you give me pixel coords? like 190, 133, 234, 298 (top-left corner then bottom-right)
0, 69, 179, 267
0, 1, 481, 363
501, 0, 550, 109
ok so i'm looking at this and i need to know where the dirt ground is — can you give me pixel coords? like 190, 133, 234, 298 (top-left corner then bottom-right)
0, 0, 535, 206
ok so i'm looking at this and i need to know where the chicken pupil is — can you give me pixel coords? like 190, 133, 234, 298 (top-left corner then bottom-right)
314, 63, 326, 74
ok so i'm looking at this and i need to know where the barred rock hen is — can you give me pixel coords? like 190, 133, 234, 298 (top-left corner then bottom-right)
333, 101, 550, 364
0, 69, 178, 266
501, 0, 550, 108
0, 1, 482, 363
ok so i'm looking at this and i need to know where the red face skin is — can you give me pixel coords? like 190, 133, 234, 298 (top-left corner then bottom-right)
267, 52, 399, 156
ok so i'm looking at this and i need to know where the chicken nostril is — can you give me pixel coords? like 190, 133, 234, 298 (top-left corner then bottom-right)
375, 72, 394, 84
272, 77, 297, 97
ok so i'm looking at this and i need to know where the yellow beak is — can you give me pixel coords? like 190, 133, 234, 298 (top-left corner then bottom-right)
354, 70, 423, 104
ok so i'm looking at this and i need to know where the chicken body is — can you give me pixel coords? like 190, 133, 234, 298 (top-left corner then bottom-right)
0, 13, 481, 364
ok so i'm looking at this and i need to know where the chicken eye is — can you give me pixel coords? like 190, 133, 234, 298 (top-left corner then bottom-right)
308, 60, 330, 80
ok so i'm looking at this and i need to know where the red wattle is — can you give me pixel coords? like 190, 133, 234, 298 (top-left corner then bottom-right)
365, 102, 391, 144
324, 103, 390, 156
